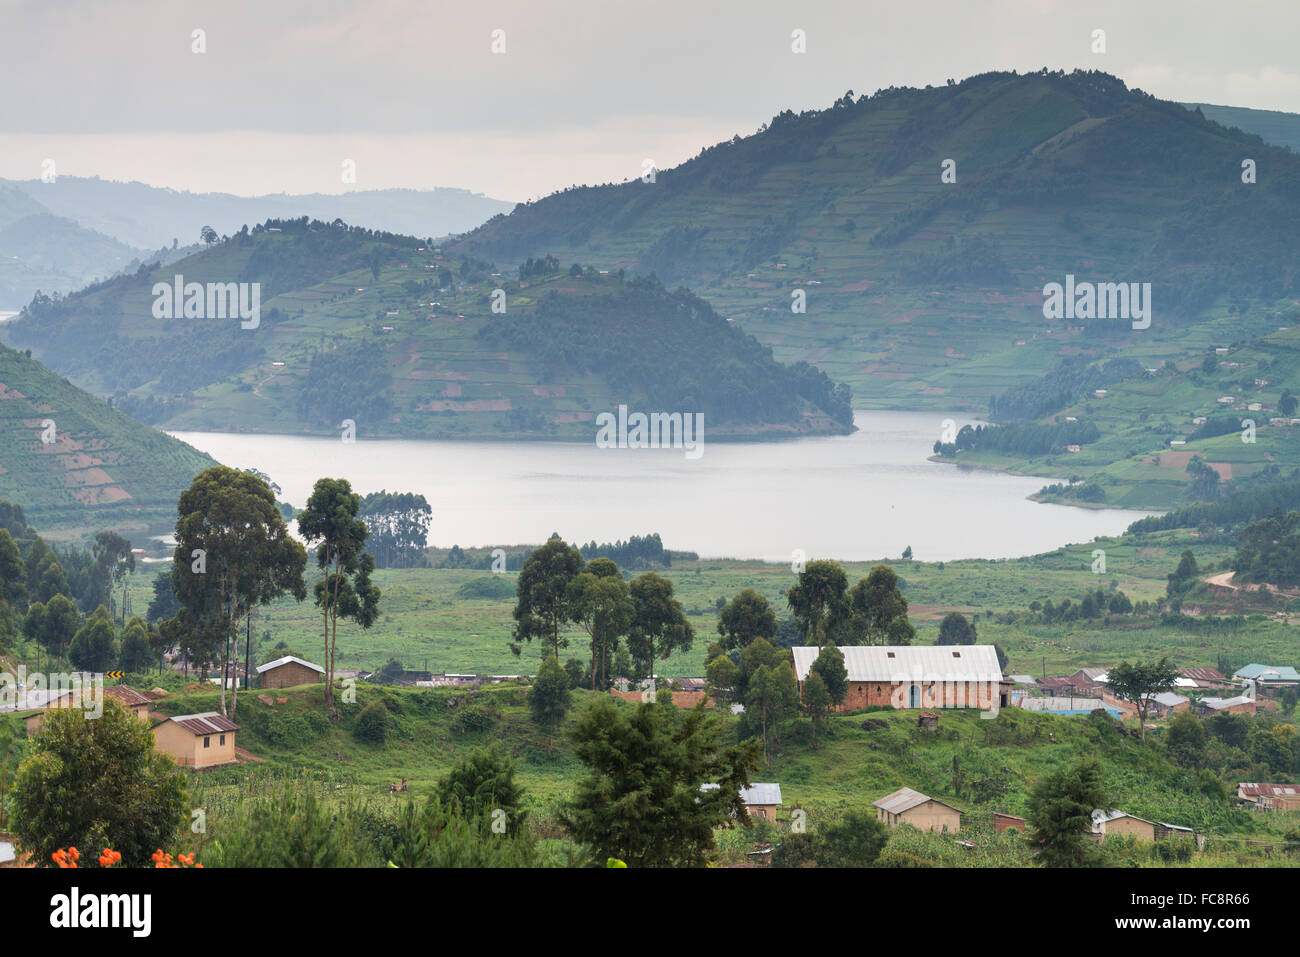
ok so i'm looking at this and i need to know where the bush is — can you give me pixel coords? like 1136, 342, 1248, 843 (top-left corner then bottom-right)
450, 704, 496, 734
353, 700, 388, 743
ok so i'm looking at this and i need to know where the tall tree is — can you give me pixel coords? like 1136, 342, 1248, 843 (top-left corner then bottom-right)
627, 572, 693, 682
747, 662, 799, 764
844, 564, 914, 645
717, 588, 777, 650
297, 478, 378, 718
801, 671, 832, 747
118, 616, 153, 673
528, 656, 571, 755
559, 696, 761, 867
810, 642, 849, 707
359, 490, 433, 568
69, 605, 116, 673
1027, 758, 1107, 867
509, 538, 583, 661
787, 560, 848, 650
92, 530, 134, 624
0, 529, 26, 608
1105, 658, 1179, 739
567, 559, 634, 690
173, 466, 308, 717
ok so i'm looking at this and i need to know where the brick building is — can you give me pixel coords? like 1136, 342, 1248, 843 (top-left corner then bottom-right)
256, 655, 325, 690
791, 645, 1003, 712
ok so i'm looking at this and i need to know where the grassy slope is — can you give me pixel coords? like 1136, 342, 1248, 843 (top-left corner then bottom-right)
117, 523, 1293, 683
0, 342, 217, 541
117, 680, 1296, 868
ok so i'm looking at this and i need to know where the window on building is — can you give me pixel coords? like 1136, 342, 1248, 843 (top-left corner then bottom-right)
203, 736, 210, 748
220, 735, 226, 746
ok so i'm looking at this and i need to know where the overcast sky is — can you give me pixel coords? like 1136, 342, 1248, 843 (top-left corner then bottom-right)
2, 0, 1298, 202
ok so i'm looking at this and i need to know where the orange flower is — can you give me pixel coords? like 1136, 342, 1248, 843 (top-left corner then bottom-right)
98, 848, 121, 868
52, 847, 79, 869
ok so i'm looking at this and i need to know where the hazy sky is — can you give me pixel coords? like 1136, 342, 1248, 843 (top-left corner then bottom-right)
2, 0, 1297, 201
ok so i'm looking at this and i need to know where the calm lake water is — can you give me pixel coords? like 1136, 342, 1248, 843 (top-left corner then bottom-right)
168, 411, 1157, 562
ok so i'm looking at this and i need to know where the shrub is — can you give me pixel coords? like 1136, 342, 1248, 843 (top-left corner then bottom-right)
450, 704, 495, 734
353, 700, 388, 743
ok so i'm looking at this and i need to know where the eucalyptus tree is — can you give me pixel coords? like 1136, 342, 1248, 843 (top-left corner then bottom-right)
172, 466, 307, 717
297, 477, 380, 718
627, 572, 693, 683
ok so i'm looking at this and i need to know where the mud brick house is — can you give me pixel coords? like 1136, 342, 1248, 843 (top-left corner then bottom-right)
791, 645, 1003, 712
256, 654, 325, 690
1090, 809, 1156, 841
103, 685, 152, 721
152, 712, 239, 768
993, 812, 1027, 835
873, 787, 962, 833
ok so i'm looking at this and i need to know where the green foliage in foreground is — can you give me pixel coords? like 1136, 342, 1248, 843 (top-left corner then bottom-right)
11, 700, 189, 868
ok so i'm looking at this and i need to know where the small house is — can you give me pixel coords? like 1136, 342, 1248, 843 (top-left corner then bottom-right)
993, 812, 1027, 835
103, 685, 152, 721
256, 655, 325, 689
1200, 695, 1257, 716
873, 787, 962, 833
791, 645, 1001, 712
1144, 692, 1189, 716
1090, 809, 1156, 842
153, 712, 239, 768
700, 782, 782, 822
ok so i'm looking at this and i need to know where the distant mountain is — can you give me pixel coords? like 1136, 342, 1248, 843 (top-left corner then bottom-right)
1184, 102, 1300, 152
0, 218, 853, 441
2, 177, 516, 251
0, 341, 217, 541
450, 70, 1300, 410
0, 178, 516, 311
0, 185, 145, 309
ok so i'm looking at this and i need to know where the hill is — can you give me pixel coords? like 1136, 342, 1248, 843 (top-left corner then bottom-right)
0, 341, 217, 540
1186, 102, 1300, 152
0, 176, 515, 252
0, 219, 853, 440
449, 70, 1300, 413
0, 185, 146, 309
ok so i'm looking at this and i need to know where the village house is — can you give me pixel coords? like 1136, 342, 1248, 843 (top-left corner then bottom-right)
1144, 692, 1190, 717
103, 685, 152, 721
1090, 809, 1156, 841
993, 812, 1027, 835
790, 645, 1003, 712
700, 782, 782, 822
1179, 667, 1233, 690
1237, 783, 1300, 811
256, 655, 325, 690
873, 787, 962, 833
152, 712, 239, 768
1233, 664, 1300, 688
1200, 695, 1257, 716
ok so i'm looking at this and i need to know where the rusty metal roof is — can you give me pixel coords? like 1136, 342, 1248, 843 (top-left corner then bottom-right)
104, 685, 152, 708
170, 712, 238, 735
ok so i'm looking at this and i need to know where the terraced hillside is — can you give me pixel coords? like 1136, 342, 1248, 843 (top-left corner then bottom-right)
0, 341, 217, 540
0, 221, 853, 440
451, 70, 1300, 411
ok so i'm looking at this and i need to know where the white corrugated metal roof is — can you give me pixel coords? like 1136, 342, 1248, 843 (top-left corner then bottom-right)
700, 782, 783, 807
256, 655, 325, 675
791, 645, 1002, 683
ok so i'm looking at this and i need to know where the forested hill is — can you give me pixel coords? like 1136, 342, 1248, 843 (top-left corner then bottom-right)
446, 70, 1300, 411
0, 341, 217, 540
453, 70, 1300, 309
0, 219, 853, 440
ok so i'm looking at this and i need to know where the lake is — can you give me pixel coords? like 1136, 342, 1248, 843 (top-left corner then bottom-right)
168, 411, 1157, 563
